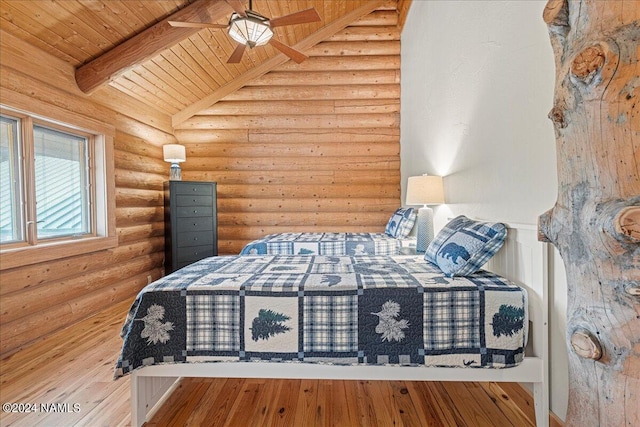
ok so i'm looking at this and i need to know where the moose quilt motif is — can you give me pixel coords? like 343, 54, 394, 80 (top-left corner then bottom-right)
115, 255, 527, 378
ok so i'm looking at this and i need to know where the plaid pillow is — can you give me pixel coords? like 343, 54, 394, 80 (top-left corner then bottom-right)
424, 215, 507, 277
384, 207, 416, 239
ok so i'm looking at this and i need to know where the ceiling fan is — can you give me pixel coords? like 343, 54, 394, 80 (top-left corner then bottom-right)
169, 0, 321, 64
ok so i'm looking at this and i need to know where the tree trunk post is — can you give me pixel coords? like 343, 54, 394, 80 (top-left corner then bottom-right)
539, 1, 640, 425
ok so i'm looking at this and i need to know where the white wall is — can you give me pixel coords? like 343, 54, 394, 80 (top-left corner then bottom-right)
401, 0, 568, 420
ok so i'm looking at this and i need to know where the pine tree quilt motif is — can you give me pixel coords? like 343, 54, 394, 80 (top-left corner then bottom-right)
250, 309, 292, 341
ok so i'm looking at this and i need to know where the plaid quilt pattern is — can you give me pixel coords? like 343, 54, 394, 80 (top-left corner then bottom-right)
243, 273, 306, 291
358, 272, 420, 289
423, 290, 480, 350
187, 293, 240, 352
303, 295, 358, 352
240, 233, 405, 256
115, 255, 527, 378
266, 241, 294, 255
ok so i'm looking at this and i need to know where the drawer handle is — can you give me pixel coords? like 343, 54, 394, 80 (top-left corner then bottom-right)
193, 223, 198, 226
194, 237, 198, 241
193, 199, 197, 202
193, 210, 198, 213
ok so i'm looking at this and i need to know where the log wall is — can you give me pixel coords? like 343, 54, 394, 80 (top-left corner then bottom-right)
174, 10, 402, 254
0, 6, 404, 354
0, 31, 172, 356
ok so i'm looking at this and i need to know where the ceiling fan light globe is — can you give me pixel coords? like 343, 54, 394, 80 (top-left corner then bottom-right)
228, 12, 273, 47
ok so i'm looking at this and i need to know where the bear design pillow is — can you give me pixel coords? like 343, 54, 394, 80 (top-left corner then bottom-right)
384, 207, 417, 239
424, 215, 507, 277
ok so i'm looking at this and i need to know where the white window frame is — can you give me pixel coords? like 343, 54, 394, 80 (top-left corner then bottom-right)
0, 104, 116, 270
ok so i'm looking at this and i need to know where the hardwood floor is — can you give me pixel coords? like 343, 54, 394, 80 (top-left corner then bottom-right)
0, 299, 540, 426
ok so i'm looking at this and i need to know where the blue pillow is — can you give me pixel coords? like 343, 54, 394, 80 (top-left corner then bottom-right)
424, 215, 507, 277
385, 207, 416, 239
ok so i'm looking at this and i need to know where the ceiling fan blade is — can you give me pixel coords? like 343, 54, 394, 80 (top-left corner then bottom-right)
226, 0, 246, 17
268, 38, 307, 64
168, 21, 228, 29
227, 43, 247, 63
268, 8, 321, 27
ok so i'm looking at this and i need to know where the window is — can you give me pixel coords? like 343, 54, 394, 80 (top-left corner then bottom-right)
33, 125, 92, 240
0, 116, 22, 243
0, 105, 116, 268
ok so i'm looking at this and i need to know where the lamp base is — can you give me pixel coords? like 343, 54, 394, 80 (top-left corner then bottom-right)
169, 163, 182, 181
416, 206, 435, 253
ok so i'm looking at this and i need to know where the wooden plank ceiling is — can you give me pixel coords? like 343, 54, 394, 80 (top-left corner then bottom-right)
0, 0, 400, 125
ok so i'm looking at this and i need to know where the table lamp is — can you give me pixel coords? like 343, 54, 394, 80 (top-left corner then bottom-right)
163, 144, 186, 181
406, 175, 445, 252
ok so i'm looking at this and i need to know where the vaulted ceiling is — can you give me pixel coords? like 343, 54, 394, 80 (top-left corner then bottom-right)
0, 0, 409, 128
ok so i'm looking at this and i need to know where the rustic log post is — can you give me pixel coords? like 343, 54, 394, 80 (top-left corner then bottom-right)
539, 0, 640, 425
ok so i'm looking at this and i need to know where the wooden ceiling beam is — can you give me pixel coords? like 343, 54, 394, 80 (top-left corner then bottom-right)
171, 0, 387, 128
396, 0, 413, 31
75, 0, 237, 94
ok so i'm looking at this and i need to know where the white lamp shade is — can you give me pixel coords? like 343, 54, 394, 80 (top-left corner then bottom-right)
406, 175, 445, 206
163, 144, 186, 163
228, 12, 273, 47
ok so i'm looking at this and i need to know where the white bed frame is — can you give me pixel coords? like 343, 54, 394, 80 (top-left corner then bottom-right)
129, 223, 549, 426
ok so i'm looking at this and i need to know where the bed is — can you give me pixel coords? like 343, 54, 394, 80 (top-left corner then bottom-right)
238, 207, 418, 256
117, 222, 549, 427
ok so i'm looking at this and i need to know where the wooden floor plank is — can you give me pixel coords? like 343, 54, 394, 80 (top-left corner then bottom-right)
498, 382, 538, 422
180, 381, 220, 426
317, 379, 354, 426
331, 380, 357, 426
223, 379, 266, 427
426, 381, 470, 426
154, 381, 205, 426
201, 377, 244, 426
292, 379, 319, 427
357, 381, 384, 427
354, 380, 379, 427
0, 300, 549, 427
69, 378, 130, 427
269, 378, 300, 427
389, 381, 425, 426
479, 382, 536, 427
258, 379, 285, 426
314, 380, 330, 425
441, 381, 510, 427
404, 381, 448, 426
367, 379, 402, 426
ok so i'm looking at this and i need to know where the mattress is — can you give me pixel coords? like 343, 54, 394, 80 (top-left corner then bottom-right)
115, 255, 527, 378
239, 232, 414, 256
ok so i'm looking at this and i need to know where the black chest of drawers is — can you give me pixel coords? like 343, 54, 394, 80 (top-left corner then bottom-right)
164, 181, 217, 273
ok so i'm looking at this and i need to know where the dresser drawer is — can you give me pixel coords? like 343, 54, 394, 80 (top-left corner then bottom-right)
176, 218, 213, 233
176, 195, 214, 207
175, 206, 214, 217
177, 230, 214, 248
174, 183, 213, 195
177, 245, 215, 263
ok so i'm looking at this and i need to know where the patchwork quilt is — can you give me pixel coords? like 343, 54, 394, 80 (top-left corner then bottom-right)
115, 255, 527, 378
239, 232, 407, 256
